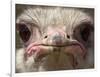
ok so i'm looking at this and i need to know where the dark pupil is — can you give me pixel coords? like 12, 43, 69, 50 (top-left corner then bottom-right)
19, 24, 31, 42
80, 27, 90, 41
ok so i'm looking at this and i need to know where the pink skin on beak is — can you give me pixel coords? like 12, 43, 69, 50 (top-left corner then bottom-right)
25, 29, 66, 57
25, 29, 87, 61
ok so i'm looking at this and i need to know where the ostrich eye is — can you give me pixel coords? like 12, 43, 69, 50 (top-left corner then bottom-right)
80, 25, 91, 41
73, 23, 94, 44
18, 24, 31, 43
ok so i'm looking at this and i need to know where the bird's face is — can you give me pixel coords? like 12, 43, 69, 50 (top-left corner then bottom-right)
16, 7, 94, 71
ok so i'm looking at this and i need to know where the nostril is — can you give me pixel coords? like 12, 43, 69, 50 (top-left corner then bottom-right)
44, 35, 48, 39
67, 35, 70, 39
